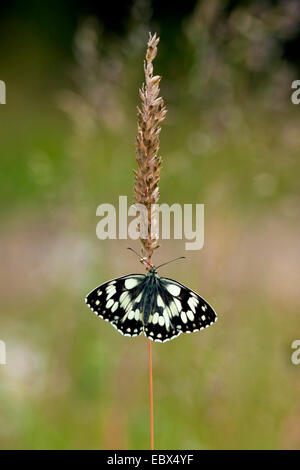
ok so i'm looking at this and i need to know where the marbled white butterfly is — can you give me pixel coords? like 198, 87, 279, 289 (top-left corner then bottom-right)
85, 253, 217, 343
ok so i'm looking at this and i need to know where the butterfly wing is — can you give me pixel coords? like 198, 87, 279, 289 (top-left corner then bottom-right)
85, 274, 146, 338
143, 282, 182, 343
145, 277, 217, 343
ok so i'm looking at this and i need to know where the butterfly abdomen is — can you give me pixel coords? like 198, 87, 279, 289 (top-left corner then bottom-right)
142, 272, 158, 326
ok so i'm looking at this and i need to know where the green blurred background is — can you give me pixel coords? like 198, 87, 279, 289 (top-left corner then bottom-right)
0, 0, 300, 450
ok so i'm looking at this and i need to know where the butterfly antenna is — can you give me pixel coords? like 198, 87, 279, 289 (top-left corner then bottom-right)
127, 247, 152, 269
156, 256, 186, 269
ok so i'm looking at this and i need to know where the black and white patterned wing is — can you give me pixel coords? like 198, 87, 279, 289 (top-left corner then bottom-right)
145, 277, 217, 343
85, 274, 146, 338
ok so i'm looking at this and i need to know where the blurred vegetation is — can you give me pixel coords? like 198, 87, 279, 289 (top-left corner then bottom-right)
0, 0, 300, 449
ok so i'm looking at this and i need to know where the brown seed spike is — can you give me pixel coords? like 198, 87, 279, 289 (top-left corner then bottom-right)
134, 33, 167, 267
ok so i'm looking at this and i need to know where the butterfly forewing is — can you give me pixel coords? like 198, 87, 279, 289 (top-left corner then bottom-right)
85, 274, 146, 337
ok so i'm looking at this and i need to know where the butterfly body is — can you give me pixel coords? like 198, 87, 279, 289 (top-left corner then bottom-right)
140, 268, 159, 325
85, 268, 217, 343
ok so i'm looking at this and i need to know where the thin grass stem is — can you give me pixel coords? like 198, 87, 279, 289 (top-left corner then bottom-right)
134, 32, 166, 450
148, 339, 154, 450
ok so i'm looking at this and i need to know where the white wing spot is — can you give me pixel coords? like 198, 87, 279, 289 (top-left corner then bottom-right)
157, 295, 164, 308
106, 289, 116, 300
111, 301, 119, 313
128, 310, 135, 320
201, 314, 206, 321
106, 299, 114, 309
169, 302, 178, 316
106, 285, 116, 293
121, 295, 131, 311
152, 312, 159, 324
201, 305, 207, 311
187, 310, 194, 321
97, 290, 102, 296
135, 309, 140, 321
95, 300, 100, 305
159, 315, 165, 326
174, 298, 182, 312
163, 310, 170, 330
181, 312, 187, 323
188, 297, 198, 313
125, 278, 139, 289
166, 283, 181, 296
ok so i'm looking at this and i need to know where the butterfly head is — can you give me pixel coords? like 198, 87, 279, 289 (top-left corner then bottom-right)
148, 266, 158, 275
128, 248, 185, 273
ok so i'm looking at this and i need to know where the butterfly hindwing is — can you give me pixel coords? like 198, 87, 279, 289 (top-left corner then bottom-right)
144, 284, 182, 342
85, 274, 146, 337
144, 277, 217, 343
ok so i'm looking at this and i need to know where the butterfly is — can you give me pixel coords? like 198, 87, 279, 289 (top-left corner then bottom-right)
85, 253, 217, 343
